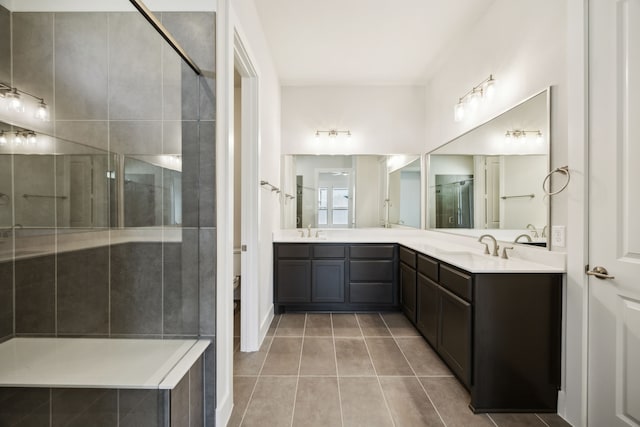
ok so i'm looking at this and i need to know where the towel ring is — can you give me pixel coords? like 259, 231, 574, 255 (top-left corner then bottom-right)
542, 166, 570, 196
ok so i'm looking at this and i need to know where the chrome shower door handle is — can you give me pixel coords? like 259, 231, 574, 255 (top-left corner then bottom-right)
586, 266, 615, 280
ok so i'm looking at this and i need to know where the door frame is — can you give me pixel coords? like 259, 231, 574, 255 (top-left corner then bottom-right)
216, 1, 261, 424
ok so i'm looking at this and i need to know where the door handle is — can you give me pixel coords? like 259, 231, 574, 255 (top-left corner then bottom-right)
586, 265, 615, 280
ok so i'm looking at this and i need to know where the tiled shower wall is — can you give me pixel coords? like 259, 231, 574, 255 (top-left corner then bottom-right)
0, 7, 217, 425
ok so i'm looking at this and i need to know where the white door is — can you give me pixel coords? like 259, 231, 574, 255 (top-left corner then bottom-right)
588, 0, 640, 425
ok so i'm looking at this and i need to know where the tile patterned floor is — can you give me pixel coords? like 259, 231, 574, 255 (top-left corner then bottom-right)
230, 312, 572, 427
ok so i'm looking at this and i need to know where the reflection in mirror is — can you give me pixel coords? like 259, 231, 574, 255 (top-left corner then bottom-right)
281, 154, 422, 229
387, 157, 421, 228
427, 89, 550, 247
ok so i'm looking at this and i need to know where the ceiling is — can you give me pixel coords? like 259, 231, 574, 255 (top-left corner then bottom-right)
252, 0, 496, 86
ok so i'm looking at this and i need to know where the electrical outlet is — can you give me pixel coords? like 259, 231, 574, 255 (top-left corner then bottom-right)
552, 225, 566, 248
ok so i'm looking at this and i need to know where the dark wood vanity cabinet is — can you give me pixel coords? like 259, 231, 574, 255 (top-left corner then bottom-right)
399, 246, 417, 323
416, 254, 439, 346
274, 243, 397, 313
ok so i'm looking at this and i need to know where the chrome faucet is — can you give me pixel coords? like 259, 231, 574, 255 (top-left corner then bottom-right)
541, 225, 548, 238
526, 224, 539, 237
298, 229, 305, 238
478, 234, 499, 257
307, 224, 312, 238
514, 233, 533, 243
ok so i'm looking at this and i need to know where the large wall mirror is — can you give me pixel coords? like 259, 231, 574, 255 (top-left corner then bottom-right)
281, 154, 421, 229
426, 89, 550, 247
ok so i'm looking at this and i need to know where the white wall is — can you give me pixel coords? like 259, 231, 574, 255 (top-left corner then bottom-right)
232, 0, 282, 346
281, 86, 426, 155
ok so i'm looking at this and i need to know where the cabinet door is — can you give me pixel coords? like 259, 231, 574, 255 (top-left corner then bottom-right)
416, 273, 439, 346
276, 260, 311, 303
400, 263, 417, 323
438, 286, 471, 388
312, 260, 345, 303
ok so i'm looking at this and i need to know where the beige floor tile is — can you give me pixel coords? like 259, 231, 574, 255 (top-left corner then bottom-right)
300, 337, 336, 376
227, 376, 257, 427
356, 313, 391, 336
241, 377, 297, 427
332, 313, 362, 337
396, 337, 452, 376
261, 337, 303, 375
379, 376, 444, 427
276, 313, 306, 337
365, 337, 414, 376
419, 377, 494, 427
335, 338, 376, 376
265, 314, 281, 337
381, 312, 421, 336
339, 377, 394, 427
305, 314, 332, 336
234, 337, 273, 376
292, 377, 342, 427
488, 413, 548, 427
535, 413, 572, 427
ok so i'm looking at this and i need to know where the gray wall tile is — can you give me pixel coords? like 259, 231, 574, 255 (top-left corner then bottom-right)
54, 13, 108, 120
12, 13, 54, 134
199, 122, 216, 227
13, 155, 56, 228
170, 372, 190, 427
163, 229, 198, 336
0, 6, 10, 84
57, 247, 109, 335
0, 154, 13, 228
108, 12, 162, 120
119, 389, 166, 427
190, 356, 204, 427
181, 121, 199, 228
199, 228, 216, 336
110, 121, 162, 155
15, 254, 55, 335
0, 388, 50, 427
52, 388, 117, 427
0, 260, 13, 340
202, 340, 216, 427
110, 242, 162, 335
54, 121, 109, 152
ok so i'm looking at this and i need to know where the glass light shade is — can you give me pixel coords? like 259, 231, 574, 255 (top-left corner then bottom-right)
7, 90, 22, 112
504, 131, 512, 143
35, 101, 49, 121
536, 131, 544, 144
454, 102, 465, 122
468, 89, 481, 109
13, 132, 23, 145
0, 132, 6, 145
483, 77, 496, 100
27, 132, 37, 145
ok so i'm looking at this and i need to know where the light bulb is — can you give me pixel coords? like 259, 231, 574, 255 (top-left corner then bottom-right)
0, 132, 6, 145
7, 89, 22, 112
315, 131, 320, 140
483, 75, 496, 100
454, 100, 465, 122
35, 100, 49, 121
536, 131, 543, 144
504, 131, 512, 143
13, 132, 23, 145
27, 132, 37, 145
469, 89, 481, 109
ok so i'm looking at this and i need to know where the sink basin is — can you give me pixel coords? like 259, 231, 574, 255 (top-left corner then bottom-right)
437, 251, 495, 265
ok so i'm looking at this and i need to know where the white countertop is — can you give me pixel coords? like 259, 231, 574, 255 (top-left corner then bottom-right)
273, 228, 566, 273
0, 337, 210, 390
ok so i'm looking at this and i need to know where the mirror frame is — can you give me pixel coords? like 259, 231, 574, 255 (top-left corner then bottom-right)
425, 87, 552, 249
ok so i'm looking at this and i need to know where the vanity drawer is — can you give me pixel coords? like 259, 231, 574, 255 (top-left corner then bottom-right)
349, 245, 395, 259
350, 283, 394, 304
350, 260, 395, 281
418, 254, 438, 281
312, 245, 345, 259
399, 246, 417, 268
439, 264, 472, 302
277, 244, 310, 259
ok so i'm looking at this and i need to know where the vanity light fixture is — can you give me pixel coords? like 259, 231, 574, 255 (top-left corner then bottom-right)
315, 129, 352, 139
0, 129, 38, 146
453, 74, 496, 122
0, 82, 49, 121
505, 129, 543, 143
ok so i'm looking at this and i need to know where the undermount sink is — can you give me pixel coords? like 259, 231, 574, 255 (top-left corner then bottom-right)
437, 251, 496, 264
